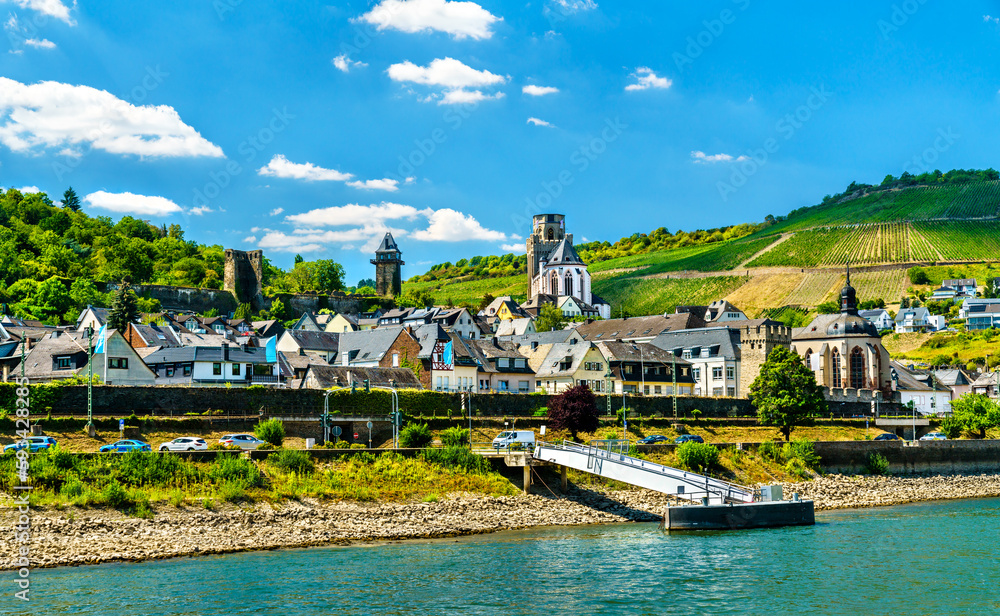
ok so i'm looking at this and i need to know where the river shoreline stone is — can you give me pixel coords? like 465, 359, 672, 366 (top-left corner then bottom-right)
4, 472, 1000, 570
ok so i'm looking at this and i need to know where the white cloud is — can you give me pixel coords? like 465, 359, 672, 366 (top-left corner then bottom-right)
347, 178, 401, 192
24, 38, 55, 49
243, 235, 257, 243
332, 54, 367, 72
0, 77, 224, 158
359, 0, 501, 40
501, 243, 526, 253
527, 117, 554, 127
83, 190, 183, 217
258, 225, 404, 254
440, 89, 504, 105
257, 154, 353, 182
690, 150, 749, 164
269, 207, 284, 216
250, 226, 261, 233
523, 84, 559, 96
553, 0, 597, 11
625, 67, 672, 92
16, 185, 39, 193
410, 208, 509, 242
285, 202, 425, 227
189, 206, 212, 215
5, 0, 76, 25
986, 15, 1000, 25
388, 57, 505, 89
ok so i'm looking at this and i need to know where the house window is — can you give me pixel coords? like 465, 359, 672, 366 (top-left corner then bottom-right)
109, 358, 128, 370
727, 386, 736, 397
712, 387, 723, 396
643, 385, 649, 395
682, 350, 692, 359
183, 365, 192, 376
712, 367, 723, 380
498, 358, 510, 369
232, 363, 241, 376
726, 366, 735, 380
56, 356, 72, 369
693, 367, 701, 381
654, 385, 662, 395
515, 359, 526, 369
213, 363, 222, 376
392, 352, 400, 367
166, 365, 175, 377
518, 380, 529, 392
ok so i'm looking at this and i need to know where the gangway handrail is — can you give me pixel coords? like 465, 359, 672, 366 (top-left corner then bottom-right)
537, 440, 753, 502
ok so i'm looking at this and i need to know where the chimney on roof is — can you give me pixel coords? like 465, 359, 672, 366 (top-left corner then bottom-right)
222, 342, 229, 361
298, 347, 305, 356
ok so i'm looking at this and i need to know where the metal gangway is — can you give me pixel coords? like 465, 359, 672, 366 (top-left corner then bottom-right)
534, 440, 755, 505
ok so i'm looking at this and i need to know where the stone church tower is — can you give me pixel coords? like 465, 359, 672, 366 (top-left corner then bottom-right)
371, 232, 404, 297
526, 214, 571, 296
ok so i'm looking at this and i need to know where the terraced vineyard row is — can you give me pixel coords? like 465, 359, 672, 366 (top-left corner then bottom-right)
749, 222, 941, 267
851, 270, 908, 303
914, 221, 1000, 260
783, 273, 841, 306
588, 236, 776, 275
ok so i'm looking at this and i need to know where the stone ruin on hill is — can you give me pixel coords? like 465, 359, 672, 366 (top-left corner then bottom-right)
224, 248, 264, 310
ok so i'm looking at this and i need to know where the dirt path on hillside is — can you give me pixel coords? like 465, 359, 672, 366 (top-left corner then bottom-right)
737, 233, 792, 269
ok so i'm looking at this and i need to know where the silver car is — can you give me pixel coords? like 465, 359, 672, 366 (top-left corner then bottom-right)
219, 434, 265, 450
159, 437, 208, 452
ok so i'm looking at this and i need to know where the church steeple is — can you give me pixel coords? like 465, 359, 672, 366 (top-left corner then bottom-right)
840, 262, 858, 315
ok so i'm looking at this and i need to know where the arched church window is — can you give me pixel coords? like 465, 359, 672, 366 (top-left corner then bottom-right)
850, 347, 865, 389
547, 228, 554, 240
831, 348, 842, 388
565, 274, 574, 297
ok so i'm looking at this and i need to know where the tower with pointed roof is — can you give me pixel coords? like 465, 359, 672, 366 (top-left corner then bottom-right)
371, 232, 404, 297
526, 214, 595, 308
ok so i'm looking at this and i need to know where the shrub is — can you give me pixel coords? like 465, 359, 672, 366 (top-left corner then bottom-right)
547, 385, 599, 438
268, 449, 315, 475
865, 452, 890, 475
421, 446, 492, 474
758, 441, 781, 462
101, 481, 132, 510
218, 481, 248, 503
533, 407, 548, 417
254, 419, 285, 447
940, 416, 963, 440
350, 443, 366, 449
676, 442, 719, 471
440, 427, 470, 447
209, 455, 263, 489
60, 477, 84, 498
333, 440, 351, 449
399, 422, 433, 448
783, 440, 821, 471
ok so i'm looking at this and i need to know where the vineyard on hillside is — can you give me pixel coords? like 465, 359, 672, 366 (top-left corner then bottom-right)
402, 274, 526, 307
591, 275, 746, 317
851, 270, 908, 303
914, 221, 1000, 260
766, 181, 1000, 233
783, 273, 842, 306
587, 236, 775, 275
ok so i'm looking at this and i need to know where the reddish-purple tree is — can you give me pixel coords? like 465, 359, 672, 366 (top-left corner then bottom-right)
547, 384, 599, 439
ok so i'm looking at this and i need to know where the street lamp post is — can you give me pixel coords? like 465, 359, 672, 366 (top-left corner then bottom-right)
605, 365, 613, 417
85, 326, 94, 431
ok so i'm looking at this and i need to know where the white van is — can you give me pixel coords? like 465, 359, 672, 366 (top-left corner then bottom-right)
492, 430, 535, 451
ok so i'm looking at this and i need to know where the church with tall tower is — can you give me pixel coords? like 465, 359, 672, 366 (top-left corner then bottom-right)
526, 214, 610, 319
371, 232, 403, 297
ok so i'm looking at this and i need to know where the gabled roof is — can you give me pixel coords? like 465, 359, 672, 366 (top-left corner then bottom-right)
144, 344, 274, 365
252, 320, 284, 338
543, 237, 583, 265
933, 369, 972, 387
649, 327, 741, 360
890, 361, 935, 392
575, 313, 706, 341
283, 330, 341, 353
130, 323, 182, 348
533, 342, 597, 378
972, 372, 999, 387
495, 317, 535, 337
337, 327, 412, 364
858, 309, 890, 319
470, 338, 528, 360
410, 323, 450, 358
501, 329, 583, 346
300, 364, 420, 389
595, 340, 690, 365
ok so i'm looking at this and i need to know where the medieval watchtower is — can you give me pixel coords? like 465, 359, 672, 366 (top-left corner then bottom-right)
371, 232, 404, 297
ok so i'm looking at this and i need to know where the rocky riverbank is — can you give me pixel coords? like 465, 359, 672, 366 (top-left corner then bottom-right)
6, 473, 1000, 569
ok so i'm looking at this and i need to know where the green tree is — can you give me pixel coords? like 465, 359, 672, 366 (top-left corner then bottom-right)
268, 298, 286, 320
312, 259, 345, 293
951, 394, 1000, 439
816, 301, 839, 314
909, 268, 931, 285
62, 187, 81, 211
233, 303, 252, 320
548, 384, 599, 439
478, 293, 495, 312
535, 303, 566, 332
750, 347, 825, 441
107, 279, 140, 332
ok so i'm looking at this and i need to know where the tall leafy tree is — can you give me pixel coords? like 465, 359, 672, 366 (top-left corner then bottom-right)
107, 279, 140, 332
547, 384, 599, 440
951, 394, 1000, 439
62, 187, 81, 211
750, 347, 825, 441
536, 303, 566, 332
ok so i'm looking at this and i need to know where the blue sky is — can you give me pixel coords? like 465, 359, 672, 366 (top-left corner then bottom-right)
2, 0, 1000, 284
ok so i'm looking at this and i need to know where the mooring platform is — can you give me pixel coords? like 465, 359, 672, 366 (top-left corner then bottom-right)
660, 499, 816, 531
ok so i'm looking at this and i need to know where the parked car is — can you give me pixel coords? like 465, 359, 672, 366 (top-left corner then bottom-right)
873, 433, 901, 441
3, 436, 57, 453
492, 431, 536, 451
675, 434, 705, 444
638, 435, 670, 444
219, 434, 266, 450
919, 432, 947, 441
159, 437, 208, 452
99, 439, 151, 453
